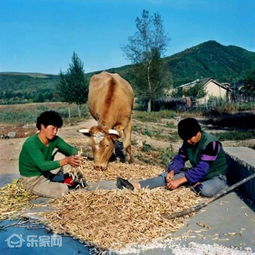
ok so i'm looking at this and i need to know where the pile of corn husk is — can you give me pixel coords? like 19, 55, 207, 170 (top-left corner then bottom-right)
65, 157, 164, 183
44, 186, 201, 250
0, 180, 37, 220
0, 159, 202, 250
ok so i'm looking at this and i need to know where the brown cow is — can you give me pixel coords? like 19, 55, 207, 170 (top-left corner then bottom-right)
79, 71, 134, 170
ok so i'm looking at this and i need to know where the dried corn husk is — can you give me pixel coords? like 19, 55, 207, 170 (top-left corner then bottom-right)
44, 186, 201, 250
0, 180, 37, 220
65, 157, 164, 183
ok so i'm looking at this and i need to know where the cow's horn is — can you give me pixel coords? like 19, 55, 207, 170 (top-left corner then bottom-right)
79, 129, 90, 134
108, 129, 119, 136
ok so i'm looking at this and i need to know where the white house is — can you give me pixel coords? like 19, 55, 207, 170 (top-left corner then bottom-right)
179, 78, 231, 104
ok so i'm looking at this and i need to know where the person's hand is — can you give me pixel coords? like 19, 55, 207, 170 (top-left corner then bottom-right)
166, 176, 187, 190
68, 155, 81, 167
166, 170, 174, 183
166, 179, 180, 190
61, 155, 81, 167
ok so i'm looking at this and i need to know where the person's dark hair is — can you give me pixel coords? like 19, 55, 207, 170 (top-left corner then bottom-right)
178, 118, 201, 141
36, 111, 63, 130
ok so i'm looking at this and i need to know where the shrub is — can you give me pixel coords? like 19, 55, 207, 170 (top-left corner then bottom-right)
211, 131, 255, 141
134, 110, 176, 122
141, 142, 156, 152
159, 146, 175, 167
236, 102, 255, 111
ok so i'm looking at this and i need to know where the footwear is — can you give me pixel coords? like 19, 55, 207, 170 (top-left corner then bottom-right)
190, 183, 202, 195
116, 177, 134, 190
64, 176, 87, 190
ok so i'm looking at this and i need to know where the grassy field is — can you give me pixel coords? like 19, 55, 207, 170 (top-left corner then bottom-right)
0, 102, 88, 124
212, 131, 255, 141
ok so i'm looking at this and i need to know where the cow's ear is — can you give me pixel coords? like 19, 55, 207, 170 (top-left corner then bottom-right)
79, 129, 91, 137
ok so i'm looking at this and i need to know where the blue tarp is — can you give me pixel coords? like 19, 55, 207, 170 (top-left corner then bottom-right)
0, 220, 92, 255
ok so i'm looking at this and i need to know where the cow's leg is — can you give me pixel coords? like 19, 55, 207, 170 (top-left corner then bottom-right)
112, 124, 126, 163
123, 119, 134, 163
114, 140, 126, 163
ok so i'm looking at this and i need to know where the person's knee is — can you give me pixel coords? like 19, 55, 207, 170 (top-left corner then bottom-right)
197, 177, 227, 197
32, 183, 69, 198
199, 184, 216, 197
51, 184, 69, 198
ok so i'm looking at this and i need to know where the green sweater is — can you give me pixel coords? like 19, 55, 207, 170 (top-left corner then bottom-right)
19, 134, 78, 177
186, 131, 227, 180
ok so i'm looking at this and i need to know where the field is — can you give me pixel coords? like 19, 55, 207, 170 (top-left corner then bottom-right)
0, 102, 254, 173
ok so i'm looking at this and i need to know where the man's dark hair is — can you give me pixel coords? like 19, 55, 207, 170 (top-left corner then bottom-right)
36, 111, 63, 130
178, 118, 201, 141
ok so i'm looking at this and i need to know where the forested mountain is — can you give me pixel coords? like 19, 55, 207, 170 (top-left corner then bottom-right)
1, 40, 255, 103
0, 73, 59, 103
165, 40, 255, 86
110, 40, 255, 87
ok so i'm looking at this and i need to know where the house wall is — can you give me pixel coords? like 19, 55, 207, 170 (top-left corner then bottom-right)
197, 80, 229, 104
204, 81, 228, 101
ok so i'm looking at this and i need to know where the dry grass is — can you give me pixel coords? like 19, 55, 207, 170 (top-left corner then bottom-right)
43, 159, 202, 250
0, 180, 37, 220
65, 158, 165, 183
0, 157, 202, 251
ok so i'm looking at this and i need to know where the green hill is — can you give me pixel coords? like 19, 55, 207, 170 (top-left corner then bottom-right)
165, 40, 255, 87
1, 40, 255, 103
0, 73, 59, 104
110, 40, 255, 87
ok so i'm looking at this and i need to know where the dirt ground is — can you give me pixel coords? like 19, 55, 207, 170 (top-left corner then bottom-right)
0, 117, 254, 176
0, 119, 95, 175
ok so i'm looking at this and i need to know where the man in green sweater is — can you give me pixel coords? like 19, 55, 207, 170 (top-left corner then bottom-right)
19, 110, 81, 198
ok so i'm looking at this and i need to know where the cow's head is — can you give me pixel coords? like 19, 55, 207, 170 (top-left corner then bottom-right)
79, 126, 120, 170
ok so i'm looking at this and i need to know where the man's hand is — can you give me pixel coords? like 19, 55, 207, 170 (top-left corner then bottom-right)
166, 176, 187, 190
60, 155, 81, 167
166, 170, 175, 183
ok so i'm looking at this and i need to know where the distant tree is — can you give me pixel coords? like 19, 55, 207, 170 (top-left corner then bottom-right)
57, 52, 88, 117
183, 84, 206, 99
171, 87, 183, 98
34, 93, 45, 103
122, 10, 171, 112
241, 70, 255, 96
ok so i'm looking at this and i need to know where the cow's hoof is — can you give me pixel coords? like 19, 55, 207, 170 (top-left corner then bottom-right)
116, 177, 134, 190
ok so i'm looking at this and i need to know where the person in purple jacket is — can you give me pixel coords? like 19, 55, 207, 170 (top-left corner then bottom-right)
117, 118, 228, 197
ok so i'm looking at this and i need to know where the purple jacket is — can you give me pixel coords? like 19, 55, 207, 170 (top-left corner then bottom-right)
167, 141, 222, 184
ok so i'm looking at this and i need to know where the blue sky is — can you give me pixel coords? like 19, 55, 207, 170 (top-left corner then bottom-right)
0, 0, 254, 74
